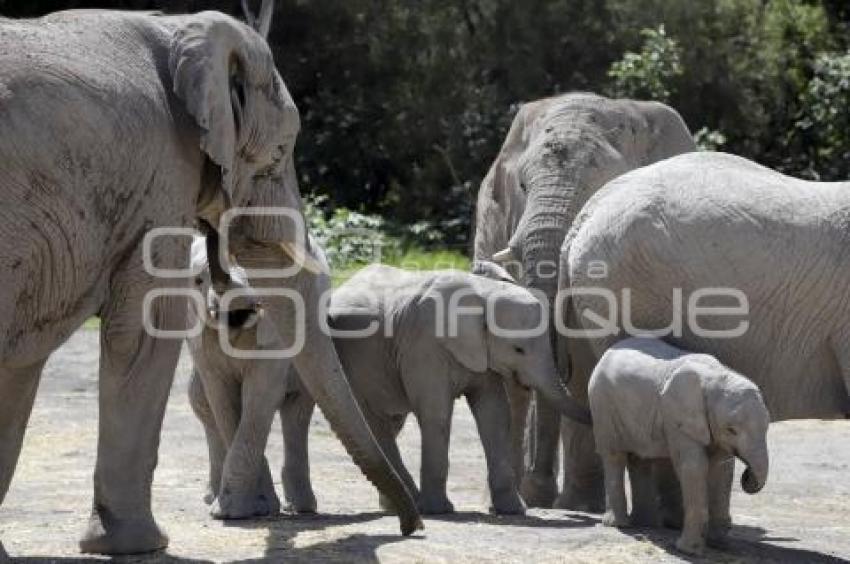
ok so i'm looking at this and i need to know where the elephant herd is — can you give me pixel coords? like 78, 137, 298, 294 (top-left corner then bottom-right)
0, 6, 847, 559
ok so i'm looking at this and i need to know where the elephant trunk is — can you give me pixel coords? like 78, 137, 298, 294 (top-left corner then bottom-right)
739, 445, 769, 494
514, 174, 576, 310
517, 186, 575, 373
522, 353, 591, 425
253, 262, 421, 535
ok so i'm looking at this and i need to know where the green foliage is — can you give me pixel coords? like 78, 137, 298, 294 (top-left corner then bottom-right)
793, 51, 850, 180
304, 194, 400, 268
608, 25, 682, 102
694, 127, 728, 152
304, 195, 468, 286
2, 0, 849, 249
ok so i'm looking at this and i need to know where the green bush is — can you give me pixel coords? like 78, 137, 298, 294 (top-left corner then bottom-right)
304, 195, 469, 285
792, 51, 850, 180
608, 25, 683, 102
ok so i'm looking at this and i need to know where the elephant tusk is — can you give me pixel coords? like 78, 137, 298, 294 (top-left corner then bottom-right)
278, 241, 327, 275
491, 248, 515, 263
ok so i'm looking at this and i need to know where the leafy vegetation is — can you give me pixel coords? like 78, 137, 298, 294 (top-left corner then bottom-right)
608, 25, 682, 103
2, 0, 848, 255
304, 195, 468, 284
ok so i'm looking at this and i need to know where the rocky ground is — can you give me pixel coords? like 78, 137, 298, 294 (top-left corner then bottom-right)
1, 329, 849, 563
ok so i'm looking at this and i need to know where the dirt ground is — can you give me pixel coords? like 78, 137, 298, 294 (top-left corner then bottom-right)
1, 329, 849, 563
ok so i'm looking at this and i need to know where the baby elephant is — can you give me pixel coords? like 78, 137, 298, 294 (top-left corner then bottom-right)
589, 337, 769, 555
186, 238, 317, 519
328, 265, 590, 514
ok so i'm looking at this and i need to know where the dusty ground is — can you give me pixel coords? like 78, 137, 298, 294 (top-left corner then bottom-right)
1, 329, 849, 563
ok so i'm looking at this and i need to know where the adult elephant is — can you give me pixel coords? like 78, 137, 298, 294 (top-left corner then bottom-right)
0, 8, 418, 555
473, 93, 695, 509
561, 151, 850, 531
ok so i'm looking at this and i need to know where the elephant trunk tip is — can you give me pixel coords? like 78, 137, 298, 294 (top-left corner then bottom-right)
741, 467, 765, 494
402, 516, 424, 536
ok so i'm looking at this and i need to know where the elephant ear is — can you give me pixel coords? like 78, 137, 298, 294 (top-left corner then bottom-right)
660, 362, 711, 446
420, 278, 489, 373
169, 12, 270, 201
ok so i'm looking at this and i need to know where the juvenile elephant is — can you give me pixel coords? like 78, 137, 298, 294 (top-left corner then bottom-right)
326, 265, 591, 514
186, 237, 317, 518
589, 337, 769, 555
562, 151, 850, 532
472, 93, 696, 510
0, 8, 419, 553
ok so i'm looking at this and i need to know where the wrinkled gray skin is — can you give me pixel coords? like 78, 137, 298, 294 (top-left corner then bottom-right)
0, 10, 418, 554
328, 265, 591, 515
473, 93, 696, 510
589, 337, 769, 556
563, 151, 850, 535
186, 237, 318, 518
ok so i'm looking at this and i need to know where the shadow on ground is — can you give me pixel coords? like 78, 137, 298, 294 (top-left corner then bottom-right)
230, 509, 602, 563
622, 523, 850, 564
225, 511, 407, 563
425, 510, 600, 529
11, 555, 212, 564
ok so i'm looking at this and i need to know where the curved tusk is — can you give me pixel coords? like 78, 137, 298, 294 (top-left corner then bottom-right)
491, 248, 515, 263
278, 241, 327, 275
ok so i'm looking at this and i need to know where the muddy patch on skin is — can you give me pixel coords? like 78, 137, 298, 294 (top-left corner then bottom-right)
1, 330, 849, 562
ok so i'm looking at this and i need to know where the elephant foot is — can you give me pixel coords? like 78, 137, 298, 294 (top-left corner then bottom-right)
489, 489, 527, 515
418, 494, 455, 515
629, 508, 661, 528
675, 535, 705, 556
601, 511, 630, 528
283, 492, 317, 514
661, 503, 684, 530
707, 517, 732, 547
80, 513, 168, 555
553, 482, 605, 513
519, 473, 557, 508
212, 489, 281, 520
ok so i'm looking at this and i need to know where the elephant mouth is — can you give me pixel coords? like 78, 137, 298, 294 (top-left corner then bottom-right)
511, 370, 531, 391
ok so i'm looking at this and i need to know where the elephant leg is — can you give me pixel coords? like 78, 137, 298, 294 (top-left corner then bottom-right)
555, 333, 603, 512
519, 392, 560, 508
467, 378, 525, 515
601, 452, 629, 527
280, 379, 317, 514
506, 379, 530, 485
707, 452, 734, 545
627, 456, 659, 527
80, 272, 183, 554
670, 445, 709, 555
188, 369, 226, 505
0, 362, 46, 510
215, 361, 284, 519
655, 458, 684, 529
415, 403, 455, 514
555, 418, 604, 512
369, 411, 418, 514
829, 333, 850, 414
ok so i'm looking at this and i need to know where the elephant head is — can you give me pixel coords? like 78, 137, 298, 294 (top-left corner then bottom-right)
421, 274, 591, 425
661, 362, 770, 494
479, 94, 696, 322
170, 11, 421, 534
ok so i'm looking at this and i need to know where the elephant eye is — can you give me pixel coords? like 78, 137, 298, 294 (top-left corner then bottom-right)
519, 181, 528, 193
195, 277, 204, 285
513, 345, 525, 355
727, 426, 738, 436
